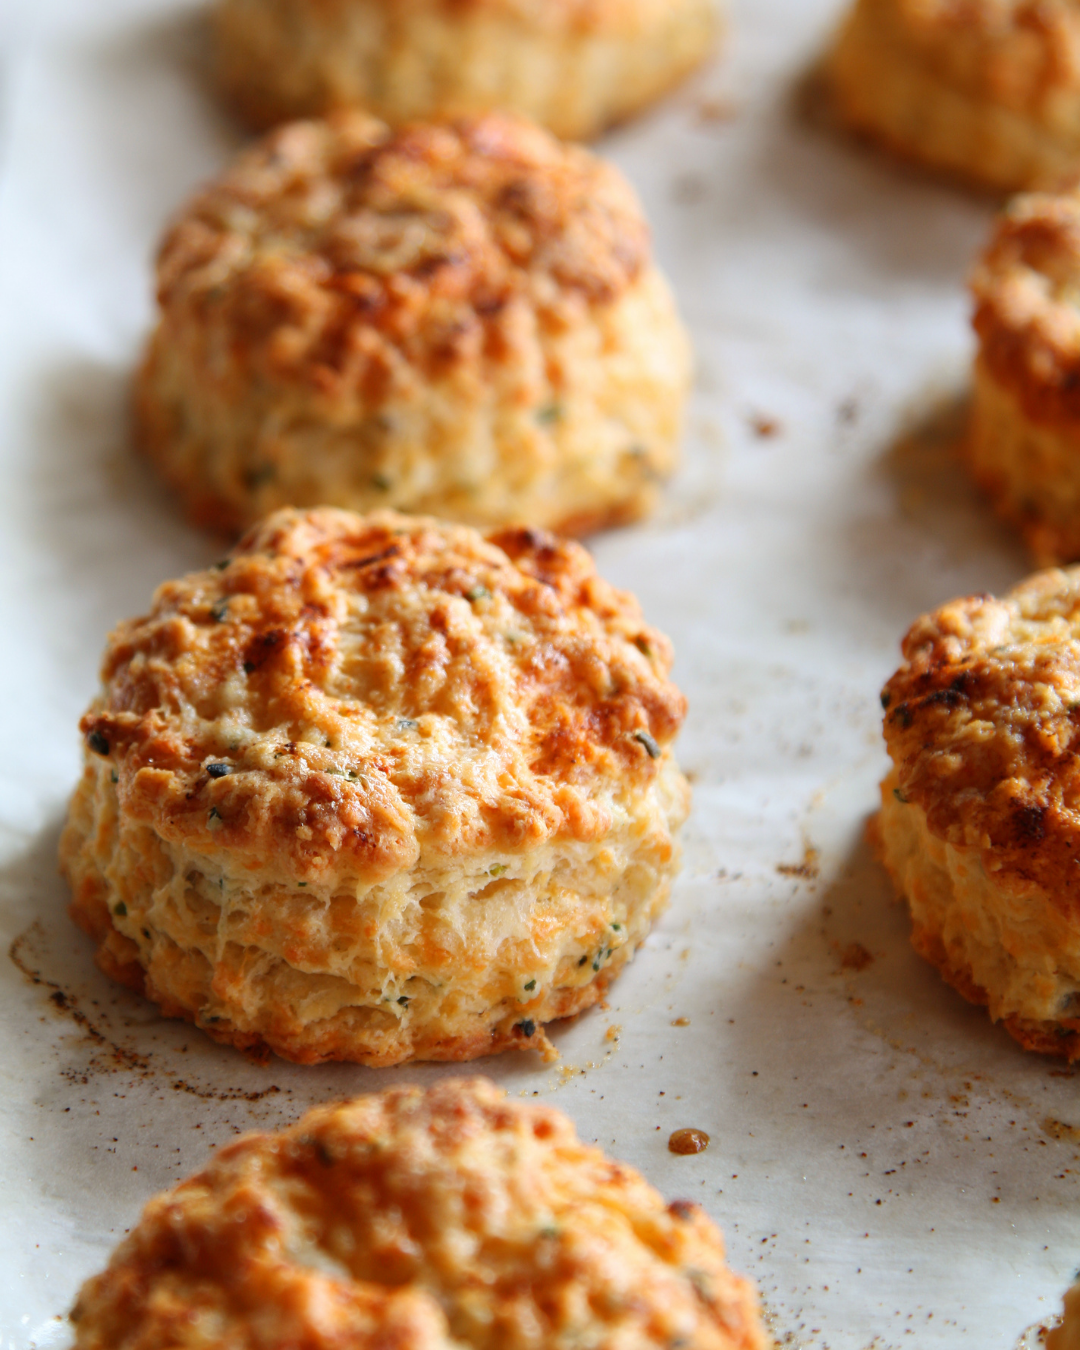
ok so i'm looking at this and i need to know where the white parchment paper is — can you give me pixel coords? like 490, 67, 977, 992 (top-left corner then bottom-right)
2, 2, 1079, 1345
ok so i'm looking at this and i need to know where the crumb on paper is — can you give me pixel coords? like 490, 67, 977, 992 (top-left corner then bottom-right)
697, 96, 738, 124
839, 942, 874, 973
604, 1023, 621, 1042
749, 413, 782, 438
777, 845, 820, 880
671, 1017, 691, 1027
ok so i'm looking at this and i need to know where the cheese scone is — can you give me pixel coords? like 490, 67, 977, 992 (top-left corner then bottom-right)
70, 1079, 767, 1350
136, 111, 690, 539
829, 0, 1080, 192
59, 508, 690, 1065
969, 188, 1080, 563
1049, 1279, 1080, 1350
876, 567, 1080, 1059
214, 0, 722, 140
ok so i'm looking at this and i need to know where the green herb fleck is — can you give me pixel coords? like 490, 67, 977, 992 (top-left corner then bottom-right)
371, 473, 392, 492
578, 954, 588, 967
893, 788, 909, 805
244, 464, 276, 489
634, 636, 651, 656
539, 1226, 560, 1240
524, 979, 536, 992
206, 763, 230, 779
211, 601, 229, 623
516, 1019, 536, 1038
213, 558, 230, 571
880, 690, 891, 710
208, 806, 222, 822
397, 718, 418, 732
633, 730, 661, 759
110, 770, 119, 784
113, 902, 127, 917
298, 881, 308, 887
537, 402, 563, 425
610, 922, 622, 931
489, 863, 508, 877
466, 585, 490, 602
397, 996, 410, 1007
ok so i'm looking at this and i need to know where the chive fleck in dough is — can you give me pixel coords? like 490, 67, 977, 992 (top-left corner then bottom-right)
875, 567, 1080, 1059
829, 0, 1080, 192
214, 0, 723, 141
968, 187, 1080, 563
59, 508, 690, 1066
69, 1079, 767, 1350
135, 111, 691, 538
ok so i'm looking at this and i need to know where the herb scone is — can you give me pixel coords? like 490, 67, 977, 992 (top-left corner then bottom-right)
213, 0, 722, 140
875, 567, 1080, 1059
59, 507, 690, 1065
70, 1079, 767, 1350
136, 110, 691, 538
829, 0, 1080, 192
969, 188, 1080, 563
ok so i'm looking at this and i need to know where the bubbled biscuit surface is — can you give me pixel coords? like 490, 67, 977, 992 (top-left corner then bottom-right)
59, 508, 690, 1065
136, 111, 691, 537
829, 0, 1080, 191
70, 1079, 767, 1350
213, 0, 721, 141
877, 567, 1080, 1057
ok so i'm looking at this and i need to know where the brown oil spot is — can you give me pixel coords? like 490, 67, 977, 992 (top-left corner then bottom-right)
777, 845, 820, 880
671, 1017, 691, 1027
750, 413, 782, 439
840, 942, 874, 972
669, 1128, 710, 1155
697, 96, 738, 124
1042, 1117, 1080, 1143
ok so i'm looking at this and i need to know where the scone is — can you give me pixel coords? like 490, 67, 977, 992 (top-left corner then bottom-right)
828, 0, 1080, 192
213, 0, 722, 140
875, 567, 1080, 1059
69, 1078, 767, 1350
58, 507, 690, 1065
1049, 1279, 1080, 1350
969, 189, 1080, 563
135, 111, 691, 538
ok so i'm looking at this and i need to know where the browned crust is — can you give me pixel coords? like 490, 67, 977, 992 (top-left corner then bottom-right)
70, 1079, 768, 1350
971, 190, 1080, 427
147, 111, 650, 397
73, 509, 684, 878
880, 569, 1080, 922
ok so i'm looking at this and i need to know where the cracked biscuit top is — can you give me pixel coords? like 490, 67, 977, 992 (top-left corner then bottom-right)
972, 189, 1080, 425
881, 567, 1080, 906
153, 110, 650, 399
81, 507, 685, 888
70, 1079, 767, 1350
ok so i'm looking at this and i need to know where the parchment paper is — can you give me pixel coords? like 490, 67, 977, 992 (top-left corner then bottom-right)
2, 2, 1079, 1345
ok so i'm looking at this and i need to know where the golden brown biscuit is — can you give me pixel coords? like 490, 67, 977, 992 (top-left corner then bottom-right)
213, 0, 722, 140
828, 0, 1080, 192
1049, 1280, 1080, 1350
70, 1079, 767, 1350
135, 111, 691, 538
875, 567, 1080, 1059
59, 507, 690, 1065
969, 189, 1080, 562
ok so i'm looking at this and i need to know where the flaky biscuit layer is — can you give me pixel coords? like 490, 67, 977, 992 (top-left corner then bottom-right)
71, 1079, 767, 1350
136, 111, 691, 537
59, 508, 690, 1064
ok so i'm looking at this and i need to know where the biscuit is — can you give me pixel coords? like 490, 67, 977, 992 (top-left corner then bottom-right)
135, 111, 691, 538
828, 0, 1080, 192
875, 568, 1080, 1059
213, 0, 722, 141
70, 1078, 767, 1350
969, 189, 1080, 563
1050, 1280, 1080, 1350
59, 507, 690, 1065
